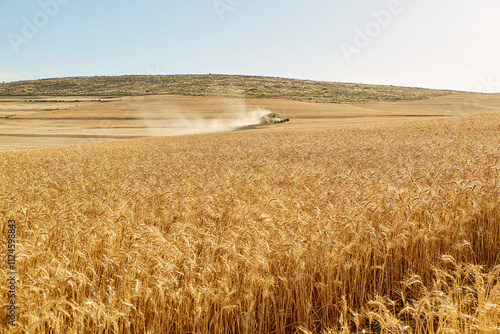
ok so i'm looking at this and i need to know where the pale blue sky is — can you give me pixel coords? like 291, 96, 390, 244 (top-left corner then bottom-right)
1, 0, 499, 92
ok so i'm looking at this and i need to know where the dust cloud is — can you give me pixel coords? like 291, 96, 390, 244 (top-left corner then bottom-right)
133, 94, 271, 137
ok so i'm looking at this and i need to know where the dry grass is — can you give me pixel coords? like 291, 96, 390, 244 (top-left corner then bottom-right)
1, 108, 500, 333
0, 75, 461, 103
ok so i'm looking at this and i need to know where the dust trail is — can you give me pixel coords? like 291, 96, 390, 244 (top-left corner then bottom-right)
165, 86, 271, 135
143, 106, 271, 136
127, 87, 272, 136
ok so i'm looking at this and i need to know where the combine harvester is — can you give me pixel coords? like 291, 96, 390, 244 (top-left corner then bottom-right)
235, 112, 289, 131
259, 113, 289, 125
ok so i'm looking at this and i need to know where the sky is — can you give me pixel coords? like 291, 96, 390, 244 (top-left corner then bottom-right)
0, 0, 499, 92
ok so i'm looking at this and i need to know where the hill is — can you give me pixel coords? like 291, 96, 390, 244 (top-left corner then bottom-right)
0, 75, 461, 103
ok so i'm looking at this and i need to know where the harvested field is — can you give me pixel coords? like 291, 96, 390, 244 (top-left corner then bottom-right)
0, 93, 494, 150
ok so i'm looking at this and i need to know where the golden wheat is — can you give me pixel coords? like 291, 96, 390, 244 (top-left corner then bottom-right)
0, 112, 499, 333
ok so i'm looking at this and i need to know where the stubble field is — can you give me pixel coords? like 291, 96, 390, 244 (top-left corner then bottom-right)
0, 90, 499, 333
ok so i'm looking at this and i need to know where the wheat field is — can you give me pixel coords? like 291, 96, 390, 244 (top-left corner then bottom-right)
1, 94, 500, 333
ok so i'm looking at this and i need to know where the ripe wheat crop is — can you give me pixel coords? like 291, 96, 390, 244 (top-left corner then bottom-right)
0, 112, 499, 333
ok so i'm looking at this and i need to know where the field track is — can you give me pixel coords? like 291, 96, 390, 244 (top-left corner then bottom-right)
0, 93, 498, 149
